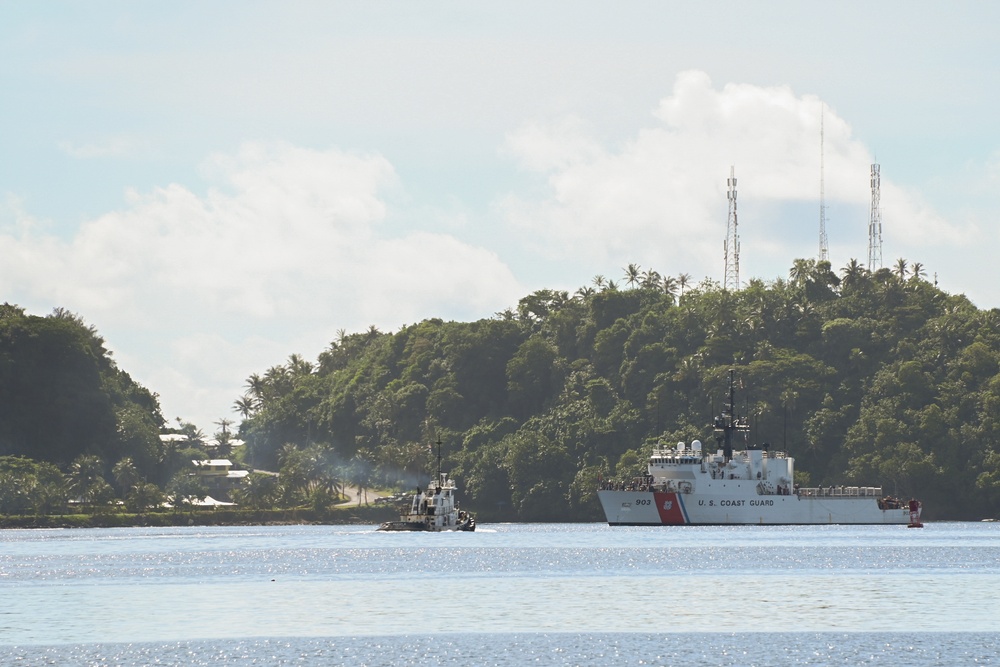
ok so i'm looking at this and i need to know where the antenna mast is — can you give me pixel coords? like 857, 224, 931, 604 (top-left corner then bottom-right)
818, 106, 829, 262
435, 438, 442, 478
723, 165, 740, 291
868, 163, 883, 271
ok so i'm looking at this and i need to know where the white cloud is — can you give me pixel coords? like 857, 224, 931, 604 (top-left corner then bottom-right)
502, 116, 605, 172
500, 70, 970, 280
0, 142, 523, 428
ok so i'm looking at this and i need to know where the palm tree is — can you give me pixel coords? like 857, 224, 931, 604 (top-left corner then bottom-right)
214, 418, 233, 438
233, 395, 256, 419
677, 273, 692, 297
232, 472, 279, 510
894, 258, 908, 280
622, 263, 642, 289
67, 455, 105, 505
350, 453, 374, 506
574, 286, 595, 299
186, 426, 206, 448
244, 373, 266, 402
315, 449, 345, 501
277, 443, 316, 503
591, 274, 606, 289
213, 418, 234, 457
640, 269, 661, 289
125, 483, 165, 513
840, 258, 868, 290
910, 262, 925, 281
662, 276, 679, 303
264, 364, 290, 393
112, 457, 141, 499
789, 258, 815, 287
286, 353, 313, 376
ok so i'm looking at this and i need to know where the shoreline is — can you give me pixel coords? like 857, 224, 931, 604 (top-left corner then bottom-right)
0, 504, 397, 529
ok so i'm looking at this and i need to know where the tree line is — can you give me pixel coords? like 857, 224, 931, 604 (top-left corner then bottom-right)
232, 258, 1000, 521
3, 256, 1000, 521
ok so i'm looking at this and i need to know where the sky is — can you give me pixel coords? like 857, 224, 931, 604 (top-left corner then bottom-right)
2, 2, 999, 434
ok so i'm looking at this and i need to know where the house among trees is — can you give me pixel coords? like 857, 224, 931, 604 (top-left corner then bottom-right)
191, 459, 249, 502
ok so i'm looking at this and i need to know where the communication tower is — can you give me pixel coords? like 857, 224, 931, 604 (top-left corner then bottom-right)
818, 107, 829, 262
868, 163, 883, 271
723, 165, 740, 291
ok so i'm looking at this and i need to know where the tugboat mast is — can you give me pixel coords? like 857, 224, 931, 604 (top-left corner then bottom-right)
435, 438, 443, 484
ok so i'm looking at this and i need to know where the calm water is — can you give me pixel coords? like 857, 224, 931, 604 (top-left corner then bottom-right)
2, 522, 1000, 665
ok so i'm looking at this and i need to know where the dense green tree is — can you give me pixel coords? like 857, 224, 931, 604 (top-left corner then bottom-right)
507, 336, 560, 419
125, 482, 166, 513
112, 457, 141, 499
0, 306, 163, 475
231, 472, 280, 510
66, 455, 106, 505
504, 431, 572, 521
166, 471, 208, 508
0, 456, 66, 514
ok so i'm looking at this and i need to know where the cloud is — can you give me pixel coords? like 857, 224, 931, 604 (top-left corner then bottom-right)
501, 115, 605, 172
0, 142, 523, 426
500, 70, 969, 279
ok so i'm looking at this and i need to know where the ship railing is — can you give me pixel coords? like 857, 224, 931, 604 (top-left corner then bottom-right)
598, 476, 655, 492
795, 486, 884, 498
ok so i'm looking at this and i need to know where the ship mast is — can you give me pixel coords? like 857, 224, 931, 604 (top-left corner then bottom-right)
435, 438, 443, 480
713, 369, 751, 462
714, 369, 737, 461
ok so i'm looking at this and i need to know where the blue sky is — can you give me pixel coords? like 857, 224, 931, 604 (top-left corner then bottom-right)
2, 2, 999, 433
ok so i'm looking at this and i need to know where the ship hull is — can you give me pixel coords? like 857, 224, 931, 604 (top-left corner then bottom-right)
598, 490, 913, 525
377, 518, 476, 532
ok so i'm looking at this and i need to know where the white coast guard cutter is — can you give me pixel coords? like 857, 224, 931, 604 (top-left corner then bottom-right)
598, 371, 921, 526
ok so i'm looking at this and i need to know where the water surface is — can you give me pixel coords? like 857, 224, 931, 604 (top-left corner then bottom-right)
3, 522, 999, 664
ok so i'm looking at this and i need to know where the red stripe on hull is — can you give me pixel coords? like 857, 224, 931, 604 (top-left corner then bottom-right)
652, 492, 687, 524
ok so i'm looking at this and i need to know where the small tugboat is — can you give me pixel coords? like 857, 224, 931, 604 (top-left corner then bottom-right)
377, 441, 476, 532
598, 369, 923, 526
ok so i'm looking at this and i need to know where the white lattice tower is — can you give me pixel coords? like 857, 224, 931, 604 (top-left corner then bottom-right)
723, 165, 740, 291
819, 107, 829, 262
868, 163, 882, 271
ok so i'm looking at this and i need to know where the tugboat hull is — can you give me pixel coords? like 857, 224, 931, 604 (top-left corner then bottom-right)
377, 516, 476, 532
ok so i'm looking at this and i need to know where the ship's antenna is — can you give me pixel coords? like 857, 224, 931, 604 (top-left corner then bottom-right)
436, 438, 442, 478
868, 163, 883, 271
819, 105, 829, 262
723, 165, 740, 291
724, 369, 735, 461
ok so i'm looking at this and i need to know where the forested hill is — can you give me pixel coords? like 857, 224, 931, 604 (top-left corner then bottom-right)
237, 259, 1000, 521
0, 304, 165, 479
